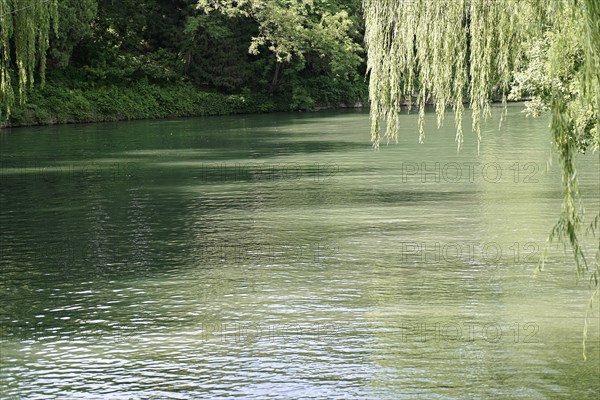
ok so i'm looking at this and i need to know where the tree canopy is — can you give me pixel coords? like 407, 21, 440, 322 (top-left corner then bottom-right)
196, 0, 364, 97
0, 1, 367, 121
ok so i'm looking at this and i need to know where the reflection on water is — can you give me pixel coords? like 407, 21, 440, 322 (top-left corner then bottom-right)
1, 106, 599, 399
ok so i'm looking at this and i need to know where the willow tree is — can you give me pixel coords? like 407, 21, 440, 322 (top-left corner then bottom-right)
0, 0, 58, 120
363, 0, 599, 357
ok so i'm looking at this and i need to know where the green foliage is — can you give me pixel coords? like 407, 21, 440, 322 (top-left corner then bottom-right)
5, 80, 283, 127
286, 74, 368, 110
0, 0, 59, 119
48, 0, 98, 68
1, 0, 366, 122
197, 0, 364, 93
509, 6, 598, 154
183, 13, 258, 90
363, 0, 542, 148
363, 0, 600, 358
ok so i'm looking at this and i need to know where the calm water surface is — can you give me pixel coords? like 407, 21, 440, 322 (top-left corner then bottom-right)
1, 105, 599, 399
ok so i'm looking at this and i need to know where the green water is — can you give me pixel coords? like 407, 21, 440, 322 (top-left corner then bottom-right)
1, 105, 599, 399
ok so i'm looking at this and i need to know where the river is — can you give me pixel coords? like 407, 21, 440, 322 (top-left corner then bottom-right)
1, 104, 599, 398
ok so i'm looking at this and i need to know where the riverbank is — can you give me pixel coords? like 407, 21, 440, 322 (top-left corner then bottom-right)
1, 79, 369, 129
2, 80, 527, 130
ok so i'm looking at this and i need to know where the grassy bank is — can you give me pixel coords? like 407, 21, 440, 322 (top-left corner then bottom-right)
3, 82, 277, 128
2, 78, 369, 129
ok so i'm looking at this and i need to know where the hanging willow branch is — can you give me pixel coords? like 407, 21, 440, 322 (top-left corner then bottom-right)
363, 0, 544, 148
0, 0, 58, 120
363, 0, 599, 357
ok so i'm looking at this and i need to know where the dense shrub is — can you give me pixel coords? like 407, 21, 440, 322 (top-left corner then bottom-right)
5, 77, 365, 128
5, 82, 279, 127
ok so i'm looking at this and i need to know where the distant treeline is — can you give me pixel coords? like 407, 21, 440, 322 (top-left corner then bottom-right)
4, 0, 368, 127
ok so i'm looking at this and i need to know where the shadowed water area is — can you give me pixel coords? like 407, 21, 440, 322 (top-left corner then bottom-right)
1, 104, 599, 399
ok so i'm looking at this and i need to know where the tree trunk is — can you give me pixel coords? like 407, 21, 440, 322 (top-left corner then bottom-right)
269, 62, 282, 95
